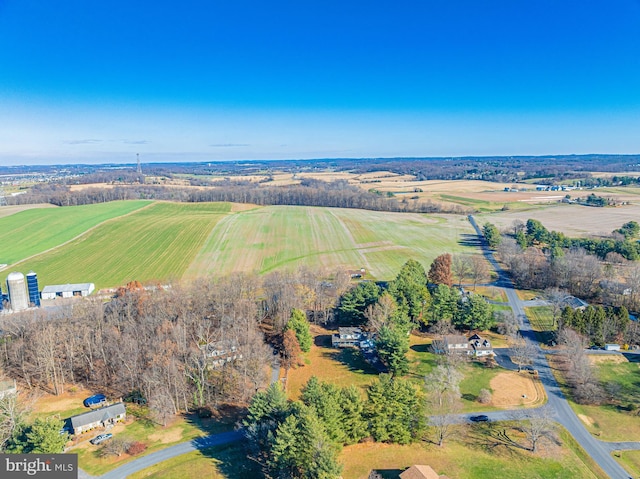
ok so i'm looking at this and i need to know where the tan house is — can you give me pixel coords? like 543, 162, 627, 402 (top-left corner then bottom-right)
67, 403, 126, 435
399, 464, 450, 479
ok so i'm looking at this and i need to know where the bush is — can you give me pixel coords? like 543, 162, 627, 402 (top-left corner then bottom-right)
100, 438, 131, 457
126, 441, 147, 455
478, 389, 492, 404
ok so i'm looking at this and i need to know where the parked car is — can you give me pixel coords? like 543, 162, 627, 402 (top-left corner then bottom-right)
83, 394, 107, 407
90, 433, 113, 445
469, 415, 489, 422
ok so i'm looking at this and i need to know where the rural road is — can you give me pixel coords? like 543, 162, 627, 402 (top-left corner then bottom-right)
468, 215, 635, 479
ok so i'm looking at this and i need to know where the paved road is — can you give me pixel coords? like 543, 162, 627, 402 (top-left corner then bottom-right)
468, 215, 634, 479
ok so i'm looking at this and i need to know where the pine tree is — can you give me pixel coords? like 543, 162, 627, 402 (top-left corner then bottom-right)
376, 325, 410, 376
287, 309, 313, 352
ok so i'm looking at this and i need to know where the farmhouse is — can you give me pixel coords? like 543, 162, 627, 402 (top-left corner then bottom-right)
66, 403, 126, 435
399, 464, 450, 479
432, 334, 493, 357
199, 339, 242, 368
332, 327, 369, 348
41, 283, 95, 300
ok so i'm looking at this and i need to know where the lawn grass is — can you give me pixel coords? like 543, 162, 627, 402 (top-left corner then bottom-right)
615, 450, 640, 478
517, 290, 540, 301
188, 207, 476, 280
525, 306, 555, 331
285, 325, 379, 400
127, 442, 260, 479
547, 355, 640, 442
473, 286, 507, 302
340, 426, 607, 479
0, 201, 151, 265
14, 202, 230, 290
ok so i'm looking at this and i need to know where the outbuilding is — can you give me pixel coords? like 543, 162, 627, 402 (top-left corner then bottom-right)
41, 283, 95, 300
604, 344, 621, 351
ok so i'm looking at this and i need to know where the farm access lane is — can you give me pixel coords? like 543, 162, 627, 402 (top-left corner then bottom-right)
468, 215, 633, 479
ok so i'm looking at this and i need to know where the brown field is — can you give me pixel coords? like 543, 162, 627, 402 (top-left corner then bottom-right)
587, 354, 628, 365
478, 202, 640, 237
489, 371, 542, 408
0, 203, 57, 218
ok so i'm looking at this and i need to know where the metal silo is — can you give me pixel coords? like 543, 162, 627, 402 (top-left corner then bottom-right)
0, 283, 3, 311
26, 271, 41, 307
6, 272, 28, 311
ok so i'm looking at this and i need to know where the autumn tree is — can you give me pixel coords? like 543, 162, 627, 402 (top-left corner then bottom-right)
451, 254, 472, 287
428, 254, 453, 287
469, 255, 489, 290
282, 329, 304, 371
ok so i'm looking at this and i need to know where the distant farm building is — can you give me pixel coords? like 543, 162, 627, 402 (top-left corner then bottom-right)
66, 403, 126, 435
41, 283, 95, 300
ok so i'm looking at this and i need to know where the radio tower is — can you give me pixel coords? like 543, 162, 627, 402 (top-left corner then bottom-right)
0, 185, 7, 207
136, 153, 142, 175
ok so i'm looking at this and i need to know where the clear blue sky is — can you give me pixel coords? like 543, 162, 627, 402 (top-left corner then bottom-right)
1, 0, 640, 165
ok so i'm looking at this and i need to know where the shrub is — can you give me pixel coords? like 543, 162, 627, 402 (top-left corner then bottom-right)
478, 389, 492, 404
126, 441, 147, 455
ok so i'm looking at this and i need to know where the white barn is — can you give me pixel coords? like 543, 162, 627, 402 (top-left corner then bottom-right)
41, 283, 95, 300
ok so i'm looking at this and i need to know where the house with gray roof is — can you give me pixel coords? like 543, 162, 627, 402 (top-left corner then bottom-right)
66, 403, 126, 435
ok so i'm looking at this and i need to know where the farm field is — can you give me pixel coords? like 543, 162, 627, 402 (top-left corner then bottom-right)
0, 201, 151, 265
4, 200, 476, 290
11, 202, 230, 290
0, 203, 57, 219
187, 206, 475, 279
477, 201, 640, 237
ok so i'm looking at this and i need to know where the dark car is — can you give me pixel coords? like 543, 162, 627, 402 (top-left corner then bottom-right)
90, 433, 113, 445
469, 415, 489, 422
83, 394, 107, 407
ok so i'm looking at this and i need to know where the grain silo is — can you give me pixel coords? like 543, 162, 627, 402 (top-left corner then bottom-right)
6, 272, 28, 311
26, 271, 41, 307
0, 283, 3, 311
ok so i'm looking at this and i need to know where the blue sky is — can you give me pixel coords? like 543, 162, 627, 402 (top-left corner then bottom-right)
1, 1, 640, 165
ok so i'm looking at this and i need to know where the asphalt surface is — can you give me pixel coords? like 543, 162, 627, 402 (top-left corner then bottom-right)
468, 215, 634, 479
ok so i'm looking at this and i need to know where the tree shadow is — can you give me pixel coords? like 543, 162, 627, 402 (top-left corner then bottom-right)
410, 343, 431, 353
195, 441, 264, 479
458, 233, 483, 247
314, 334, 332, 347
461, 393, 477, 402
326, 348, 383, 375
464, 422, 530, 454
373, 469, 405, 478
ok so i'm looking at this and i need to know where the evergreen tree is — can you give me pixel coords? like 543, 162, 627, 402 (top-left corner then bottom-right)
376, 325, 410, 376
453, 294, 494, 331
366, 375, 424, 444
483, 222, 501, 249
301, 377, 345, 444
287, 308, 313, 353
337, 282, 381, 325
429, 284, 457, 324
339, 386, 368, 444
8, 418, 67, 454
388, 259, 430, 322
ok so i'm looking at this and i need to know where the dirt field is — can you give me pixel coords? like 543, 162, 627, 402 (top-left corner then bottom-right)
479, 203, 640, 237
489, 371, 542, 408
32, 385, 93, 414
0, 203, 56, 219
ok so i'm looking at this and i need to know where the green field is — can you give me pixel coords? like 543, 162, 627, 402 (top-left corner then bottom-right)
3, 201, 477, 290
0, 201, 151, 264
12, 202, 230, 290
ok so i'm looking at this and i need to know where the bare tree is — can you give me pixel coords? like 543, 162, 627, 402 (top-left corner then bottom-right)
543, 288, 570, 329
451, 254, 472, 287
425, 363, 464, 446
509, 334, 537, 372
469, 255, 490, 290
511, 408, 557, 453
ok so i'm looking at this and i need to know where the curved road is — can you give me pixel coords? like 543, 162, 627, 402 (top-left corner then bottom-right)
468, 215, 634, 479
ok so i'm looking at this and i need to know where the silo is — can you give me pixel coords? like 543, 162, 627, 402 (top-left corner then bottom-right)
26, 271, 41, 307
6, 272, 28, 311
0, 283, 3, 311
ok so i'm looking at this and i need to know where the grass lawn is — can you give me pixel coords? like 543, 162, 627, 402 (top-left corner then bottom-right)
73, 407, 238, 476
525, 306, 555, 332
473, 286, 507, 302
127, 443, 260, 479
517, 290, 540, 301
408, 335, 543, 412
615, 450, 640, 478
547, 355, 640, 442
285, 325, 379, 400
340, 426, 607, 479
14, 202, 230, 290
0, 201, 151, 265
